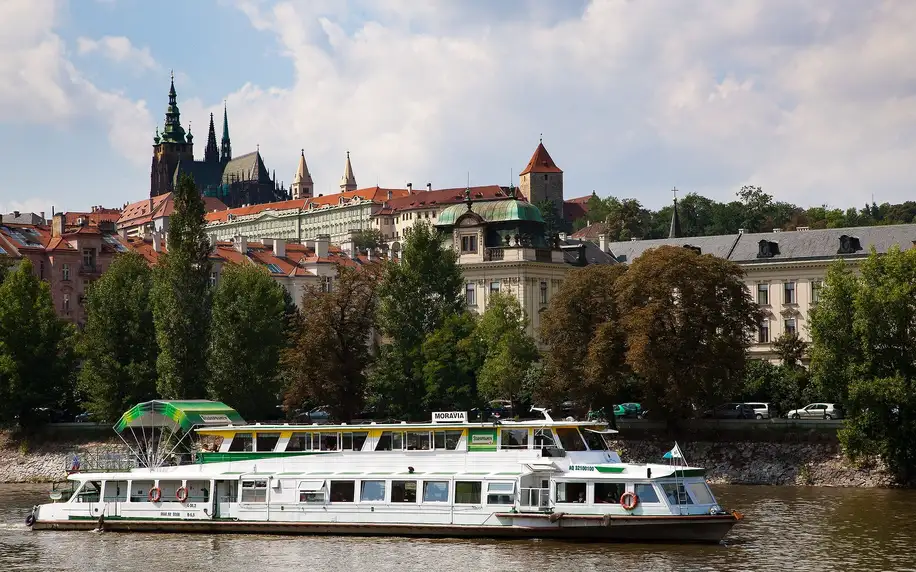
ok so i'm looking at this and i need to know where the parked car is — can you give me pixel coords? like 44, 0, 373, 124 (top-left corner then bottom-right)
293, 405, 332, 422
744, 402, 771, 420
786, 403, 843, 420
703, 403, 756, 420
612, 403, 644, 418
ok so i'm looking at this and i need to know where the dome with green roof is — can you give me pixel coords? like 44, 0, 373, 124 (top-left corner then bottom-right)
436, 199, 544, 227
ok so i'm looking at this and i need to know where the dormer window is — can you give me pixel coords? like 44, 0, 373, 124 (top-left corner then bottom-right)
837, 235, 862, 254
757, 240, 779, 258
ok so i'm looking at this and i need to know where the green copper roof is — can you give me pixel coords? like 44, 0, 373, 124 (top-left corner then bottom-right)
436, 199, 544, 226
114, 400, 245, 434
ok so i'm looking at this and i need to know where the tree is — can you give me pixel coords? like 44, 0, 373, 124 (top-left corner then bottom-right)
0, 259, 76, 426
207, 263, 288, 420
152, 173, 212, 398
0, 255, 14, 284
420, 312, 484, 413
475, 292, 539, 413
283, 264, 381, 421
352, 228, 385, 252
78, 252, 158, 422
808, 261, 860, 404
370, 222, 464, 418
772, 332, 808, 368
538, 264, 629, 410
615, 245, 762, 420
535, 199, 564, 239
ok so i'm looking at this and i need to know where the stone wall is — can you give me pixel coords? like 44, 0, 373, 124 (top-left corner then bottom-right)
0, 431, 128, 484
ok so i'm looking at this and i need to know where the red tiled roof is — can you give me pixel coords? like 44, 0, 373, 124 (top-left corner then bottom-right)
566, 194, 595, 204
65, 208, 122, 226
519, 142, 562, 176
571, 222, 611, 240
204, 187, 410, 223
120, 193, 228, 227
384, 185, 511, 212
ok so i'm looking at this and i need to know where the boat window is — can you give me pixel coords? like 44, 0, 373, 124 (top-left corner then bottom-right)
75, 481, 102, 503
406, 431, 431, 450
486, 482, 515, 505
454, 481, 482, 504
533, 429, 556, 449
158, 480, 182, 500
391, 480, 417, 503
376, 431, 404, 451
297, 480, 325, 503
582, 430, 609, 451
594, 482, 625, 504
186, 480, 210, 502
319, 433, 339, 451
240, 480, 268, 503
287, 432, 312, 452
130, 480, 154, 502
342, 432, 369, 451
500, 429, 529, 450
433, 430, 462, 450
556, 481, 587, 503
422, 481, 449, 503
635, 483, 660, 503
329, 481, 355, 502
555, 428, 587, 451
103, 480, 128, 502
686, 482, 715, 504
255, 432, 281, 452
229, 433, 253, 452
661, 483, 694, 505
360, 480, 386, 502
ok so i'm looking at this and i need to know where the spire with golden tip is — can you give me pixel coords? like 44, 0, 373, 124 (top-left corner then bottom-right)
339, 150, 357, 192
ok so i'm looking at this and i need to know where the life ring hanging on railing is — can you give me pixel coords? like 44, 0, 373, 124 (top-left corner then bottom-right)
176, 487, 189, 503
148, 487, 162, 503
620, 491, 639, 511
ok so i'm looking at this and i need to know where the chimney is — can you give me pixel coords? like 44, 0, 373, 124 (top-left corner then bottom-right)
598, 233, 608, 253
407, 183, 413, 193
13, 210, 20, 218
315, 234, 329, 258
152, 232, 162, 253
273, 238, 286, 258
148, 198, 153, 213
426, 182, 432, 192
303, 238, 315, 250
39, 211, 45, 224
118, 227, 128, 241
235, 235, 247, 254
51, 212, 65, 238
262, 237, 274, 249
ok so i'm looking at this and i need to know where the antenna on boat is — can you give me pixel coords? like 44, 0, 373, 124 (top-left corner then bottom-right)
530, 407, 553, 423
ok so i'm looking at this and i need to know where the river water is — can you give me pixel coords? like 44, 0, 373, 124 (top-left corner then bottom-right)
1, 483, 914, 572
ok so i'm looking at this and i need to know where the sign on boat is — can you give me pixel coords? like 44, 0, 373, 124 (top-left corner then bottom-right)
25, 403, 743, 543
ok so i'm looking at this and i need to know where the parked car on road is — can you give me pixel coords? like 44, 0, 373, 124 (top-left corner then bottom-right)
703, 403, 756, 420
786, 403, 843, 420
612, 403, 644, 418
744, 402, 771, 420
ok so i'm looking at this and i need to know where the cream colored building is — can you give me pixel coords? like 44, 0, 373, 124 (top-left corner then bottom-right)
603, 224, 916, 361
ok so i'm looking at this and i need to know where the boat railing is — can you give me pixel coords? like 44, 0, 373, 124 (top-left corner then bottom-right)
64, 447, 139, 473
519, 487, 550, 509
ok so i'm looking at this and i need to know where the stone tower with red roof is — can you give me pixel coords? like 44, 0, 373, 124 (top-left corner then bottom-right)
519, 139, 564, 218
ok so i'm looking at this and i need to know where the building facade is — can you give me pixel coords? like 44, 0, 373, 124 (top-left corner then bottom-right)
118, 193, 227, 238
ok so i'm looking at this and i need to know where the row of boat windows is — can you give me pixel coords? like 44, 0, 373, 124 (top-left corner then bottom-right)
241, 479, 517, 505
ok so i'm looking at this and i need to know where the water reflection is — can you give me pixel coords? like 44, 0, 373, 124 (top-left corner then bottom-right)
1, 484, 915, 571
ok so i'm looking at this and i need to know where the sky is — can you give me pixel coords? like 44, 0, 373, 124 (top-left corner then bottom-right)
2, 0, 915, 218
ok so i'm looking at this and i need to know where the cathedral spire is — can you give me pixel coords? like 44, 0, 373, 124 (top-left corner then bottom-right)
339, 151, 357, 192
291, 148, 314, 200
669, 188, 682, 239
205, 112, 219, 163
220, 100, 232, 162
160, 71, 186, 144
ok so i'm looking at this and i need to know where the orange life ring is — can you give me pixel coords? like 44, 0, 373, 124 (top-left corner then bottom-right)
148, 487, 162, 502
620, 491, 639, 511
176, 487, 188, 503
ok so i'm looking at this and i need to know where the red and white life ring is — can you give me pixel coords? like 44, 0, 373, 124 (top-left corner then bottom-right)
620, 491, 639, 511
176, 487, 189, 503
148, 487, 162, 502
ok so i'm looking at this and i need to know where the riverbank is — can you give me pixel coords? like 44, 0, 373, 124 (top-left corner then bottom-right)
0, 431, 896, 487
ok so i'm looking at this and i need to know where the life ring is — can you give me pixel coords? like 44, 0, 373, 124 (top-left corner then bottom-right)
620, 491, 639, 511
148, 487, 162, 503
25, 513, 35, 527
176, 487, 188, 503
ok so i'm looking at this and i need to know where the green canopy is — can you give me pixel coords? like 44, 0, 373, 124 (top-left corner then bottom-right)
114, 400, 245, 434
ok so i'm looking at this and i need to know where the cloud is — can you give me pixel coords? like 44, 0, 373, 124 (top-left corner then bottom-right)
76, 36, 159, 71
207, 0, 916, 209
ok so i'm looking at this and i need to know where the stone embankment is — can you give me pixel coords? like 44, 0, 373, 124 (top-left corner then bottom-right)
0, 431, 127, 484
609, 440, 896, 488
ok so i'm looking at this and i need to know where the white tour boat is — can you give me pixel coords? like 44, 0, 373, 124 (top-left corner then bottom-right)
27, 400, 743, 543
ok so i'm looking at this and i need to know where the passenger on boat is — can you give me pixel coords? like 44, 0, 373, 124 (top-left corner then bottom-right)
577, 492, 586, 503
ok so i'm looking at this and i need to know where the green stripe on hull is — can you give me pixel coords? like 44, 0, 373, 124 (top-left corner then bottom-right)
197, 451, 329, 463
595, 466, 625, 474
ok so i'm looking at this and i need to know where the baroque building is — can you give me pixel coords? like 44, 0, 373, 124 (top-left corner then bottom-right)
149, 74, 287, 208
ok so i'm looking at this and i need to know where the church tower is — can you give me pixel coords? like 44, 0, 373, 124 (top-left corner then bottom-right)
339, 151, 357, 192
204, 112, 219, 163
220, 102, 232, 163
291, 149, 314, 200
150, 72, 193, 197
519, 139, 563, 217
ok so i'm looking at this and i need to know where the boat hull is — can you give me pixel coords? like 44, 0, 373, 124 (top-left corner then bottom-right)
31, 514, 739, 543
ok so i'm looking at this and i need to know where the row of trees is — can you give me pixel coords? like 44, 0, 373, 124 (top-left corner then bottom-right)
577, 185, 916, 240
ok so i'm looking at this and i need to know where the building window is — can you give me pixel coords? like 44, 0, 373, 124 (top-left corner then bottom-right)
63, 294, 70, 313
62, 264, 70, 281
465, 283, 476, 306
460, 235, 477, 254
756, 283, 769, 305
39, 261, 45, 280
210, 272, 218, 287
540, 281, 548, 305
784, 318, 797, 336
758, 320, 769, 343
783, 281, 796, 304
82, 248, 96, 270
490, 281, 500, 295
811, 281, 822, 304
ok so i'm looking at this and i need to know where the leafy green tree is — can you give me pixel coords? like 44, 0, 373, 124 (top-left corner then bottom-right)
772, 332, 808, 368
0, 255, 14, 284
421, 312, 484, 412
809, 261, 860, 404
475, 292, 539, 413
538, 264, 629, 410
615, 245, 762, 420
535, 199, 567, 239
207, 263, 288, 420
370, 222, 464, 419
352, 228, 385, 252
283, 265, 381, 421
0, 259, 76, 426
78, 252, 157, 422
152, 173, 212, 398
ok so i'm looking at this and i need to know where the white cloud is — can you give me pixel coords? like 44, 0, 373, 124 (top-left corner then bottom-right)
76, 36, 159, 71
208, 0, 916, 209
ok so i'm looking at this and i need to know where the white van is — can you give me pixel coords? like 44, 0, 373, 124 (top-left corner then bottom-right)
744, 402, 771, 420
